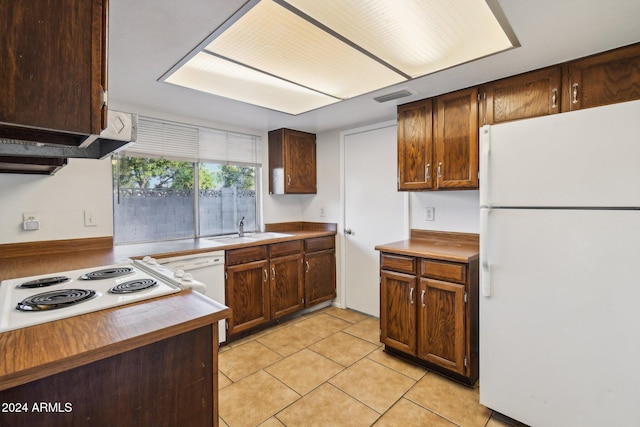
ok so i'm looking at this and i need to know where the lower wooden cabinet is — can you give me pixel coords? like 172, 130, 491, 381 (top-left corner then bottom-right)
380, 270, 416, 354
225, 236, 336, 339
379, 252, 478, 385
418, 278, 466, 375
304, 236, 337, 306
226, 258, 270, 336
0, 326, 219, 426
270, 241, 305, 318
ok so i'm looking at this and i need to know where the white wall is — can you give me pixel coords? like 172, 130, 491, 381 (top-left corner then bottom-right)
300, 128, 341, 224
0, 158, 114, 244
410, 190, 480, 233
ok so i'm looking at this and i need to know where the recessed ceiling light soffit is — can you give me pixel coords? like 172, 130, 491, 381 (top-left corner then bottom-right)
161, 0, 518, 115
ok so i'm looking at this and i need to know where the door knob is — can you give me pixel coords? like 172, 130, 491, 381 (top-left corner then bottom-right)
344, 228, 353, 235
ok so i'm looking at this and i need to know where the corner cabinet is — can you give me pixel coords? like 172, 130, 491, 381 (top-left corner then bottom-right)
379, 251, 479, 385
397, 87, 478, 191
268, 128, 317, 194
0, 0, 108, 138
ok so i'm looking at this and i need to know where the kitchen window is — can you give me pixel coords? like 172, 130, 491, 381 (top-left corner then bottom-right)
112, 117, 261, 244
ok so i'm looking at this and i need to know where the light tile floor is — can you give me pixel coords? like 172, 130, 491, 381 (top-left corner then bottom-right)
218, 306, 517, 427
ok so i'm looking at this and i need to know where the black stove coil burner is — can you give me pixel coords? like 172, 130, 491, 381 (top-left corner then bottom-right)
80, 267, 135, 280
16, 289, 97, 311
18, 276, 71, 289
109, 279, 158, 294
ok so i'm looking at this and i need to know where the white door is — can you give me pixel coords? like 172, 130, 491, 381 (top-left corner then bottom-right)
343, 123, 407, 316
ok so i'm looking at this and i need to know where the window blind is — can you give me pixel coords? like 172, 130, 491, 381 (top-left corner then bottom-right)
123, 116, 261, 165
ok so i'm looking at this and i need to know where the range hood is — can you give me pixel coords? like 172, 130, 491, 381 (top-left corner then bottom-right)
0, 110, 137, 175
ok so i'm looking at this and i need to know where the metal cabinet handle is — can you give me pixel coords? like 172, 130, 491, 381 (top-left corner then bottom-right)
271, 267, 276, 280
572, 83, 579, 104
305, 261, 310, 273
263, 269, 268, 282
421, 289, 426, 307
437, 162, 442, 178
409, 287, 414, 305
551, 88, 558, 109
425, 163, 430, 181
287, 174, 291, 186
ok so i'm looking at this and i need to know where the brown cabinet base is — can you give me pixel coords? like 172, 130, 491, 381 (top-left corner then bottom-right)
0, 325, 219, 427
384, 346, 477, 387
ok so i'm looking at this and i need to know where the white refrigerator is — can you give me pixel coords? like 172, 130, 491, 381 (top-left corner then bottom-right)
479, 99, 640, 427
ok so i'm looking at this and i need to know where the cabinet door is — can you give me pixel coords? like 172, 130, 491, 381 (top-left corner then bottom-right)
418, 278, 466, 375
482, 66, 562, 125
380, 270, 417, 355
304, 249, 336, 307
397, 99, 434, 190
567, 43, 640, 111
0, 0, 107, 134
270, 254, 304, 318
226, 260, 270, 336
284, 130, 317, 193
434, 87, 479, 189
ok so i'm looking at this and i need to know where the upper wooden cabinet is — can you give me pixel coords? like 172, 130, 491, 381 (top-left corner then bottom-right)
566, 43, 640, 111
397, 88, 478, 191
268, 128, 317, 194
397, 99, 434, 190
434, 87, 479, 189
0, 0, 108, 137
480, 66, 562, 125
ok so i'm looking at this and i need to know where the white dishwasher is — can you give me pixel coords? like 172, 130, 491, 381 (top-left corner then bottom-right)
157, 251, 227, 343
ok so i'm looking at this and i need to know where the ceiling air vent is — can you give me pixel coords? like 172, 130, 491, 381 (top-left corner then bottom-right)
373, 88, 416, 103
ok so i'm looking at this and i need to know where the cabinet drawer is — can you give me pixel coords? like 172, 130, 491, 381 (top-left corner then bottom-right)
421, 259, 466, 284
269, 240, 303, 258
380, 253, 416, 275
304, 236, 335, 253
226, 245, 267, 266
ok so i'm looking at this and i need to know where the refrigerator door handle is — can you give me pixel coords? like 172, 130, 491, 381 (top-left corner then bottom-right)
479, 126, 491, 208
480, 208, 491, 297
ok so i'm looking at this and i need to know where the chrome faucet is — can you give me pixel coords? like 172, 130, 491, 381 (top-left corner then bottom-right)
238, 216, 245, 237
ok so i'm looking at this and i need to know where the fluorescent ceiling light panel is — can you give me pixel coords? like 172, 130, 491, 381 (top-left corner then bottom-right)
286, 0, 515, 79
162, 0, 517, 115
205, 0, 406, 100
165, 52, 340, 115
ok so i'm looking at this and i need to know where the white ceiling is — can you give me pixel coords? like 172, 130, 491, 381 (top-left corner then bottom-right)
108, 0, 640, 135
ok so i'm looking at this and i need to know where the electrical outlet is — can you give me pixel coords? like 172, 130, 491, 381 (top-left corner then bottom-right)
22, 213, 40, 231
320, 207, 325, 217
425, 207, 435, 221
84, 211, 97, 227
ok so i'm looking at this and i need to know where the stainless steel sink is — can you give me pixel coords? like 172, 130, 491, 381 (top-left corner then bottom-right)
206, 232, 292, 244
249, 232, 292, 240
